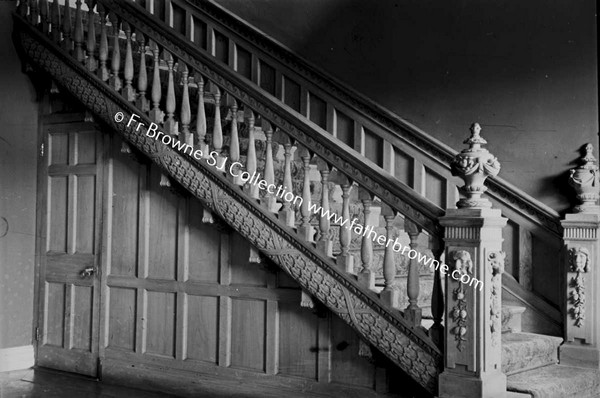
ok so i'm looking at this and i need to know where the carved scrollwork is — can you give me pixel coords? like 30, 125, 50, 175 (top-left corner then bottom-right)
449, 250, 471, 351
488, 251, 505, 346
569, 247, 590, 327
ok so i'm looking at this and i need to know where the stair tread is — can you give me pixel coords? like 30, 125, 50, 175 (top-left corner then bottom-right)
502, 333, 562, 375
507, 365, 600, 398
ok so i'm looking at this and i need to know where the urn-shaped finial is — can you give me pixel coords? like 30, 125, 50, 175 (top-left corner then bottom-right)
569, 143, 599, 213
451, 123, 501, 208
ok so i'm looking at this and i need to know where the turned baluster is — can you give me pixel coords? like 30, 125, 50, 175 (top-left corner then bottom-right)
17, 0, 27, 17
381, 205, 398, 307
136, 34, 149, 112
263, 121, 277, 212
74, 0, 84, 62
245, 109, 259, 199
276, 132, 295, 226
358, 188, 375, 289
163, 50, 177, 136
108, 12, 121, 91
429, 239, 445, 350
97, 5, 109, 82
30, 0, 39, 26
39, 0, 49, 34
212, 86, 223, 155
195, 74, 207, 154
404, 219, 422, 326
84, 0, 96, 72
180, 63, 192, 146
328, 172, 353, 272
61, 0, 72, 53
315, 159, 332, 256
50, 0, 60, 43
297, 147, 314, 242
148, 40, 163, 123
229, 99, 241, 183
122, 22, 135, 102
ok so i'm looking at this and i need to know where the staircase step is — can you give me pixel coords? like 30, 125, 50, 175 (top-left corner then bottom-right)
502, 332, 562, 375
507, 365, 600, 398
502, 305, 526, 333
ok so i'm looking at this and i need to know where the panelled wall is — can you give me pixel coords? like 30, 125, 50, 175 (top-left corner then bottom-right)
101, 133, 397, 396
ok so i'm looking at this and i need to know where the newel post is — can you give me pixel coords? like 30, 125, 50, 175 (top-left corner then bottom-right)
559, 143, 600, 369
438, 124, 507, 398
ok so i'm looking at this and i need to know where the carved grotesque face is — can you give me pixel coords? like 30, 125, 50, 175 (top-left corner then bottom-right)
571, 248, 589, 272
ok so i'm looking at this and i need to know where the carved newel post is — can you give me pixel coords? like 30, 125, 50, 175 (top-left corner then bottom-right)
560, 143, 600, 369
438, 123, 507, 398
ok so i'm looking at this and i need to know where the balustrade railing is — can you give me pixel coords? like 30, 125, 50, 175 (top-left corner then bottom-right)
15, 0, 444, 347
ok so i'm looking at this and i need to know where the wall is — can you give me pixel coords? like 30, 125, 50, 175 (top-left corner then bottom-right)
214, 0, 598, 212
0, 3, 38, 352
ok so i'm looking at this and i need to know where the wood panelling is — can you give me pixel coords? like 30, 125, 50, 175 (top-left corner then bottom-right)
107, 287, 137, 352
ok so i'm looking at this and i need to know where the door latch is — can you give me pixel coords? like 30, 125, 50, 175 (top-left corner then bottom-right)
80, 266, 96, 278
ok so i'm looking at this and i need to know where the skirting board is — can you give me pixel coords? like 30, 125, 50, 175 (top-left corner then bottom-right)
0, 345, 34, 372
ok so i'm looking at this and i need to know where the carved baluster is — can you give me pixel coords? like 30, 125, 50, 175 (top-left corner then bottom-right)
315, 159, 332, 256
30, 0, 39, 26
429, 238, 445, 350
275, 132, 295, 226
195, 74, 207, 154
163, 50, 177, 135
97, 5, 109, 82
136, 34, 149, 112
358, 188, 375, 290
50, 0, 60, 43
404, 219, 422, 325
297, 147, 313, 242
17, 0, 27, 18
73, 0, 83, 62
245, 109, 259, 199
39, 0, 49, 34
108, 12, 121, 91
262, 121, 277, 212
380, 205, 398, 307
84, 0, 96, 72
228, 99, 241, 183
180, 63, 192, 146
148, 40, 163, 123
61, 0, 72, 52
212, 86, 223, 155
122, 22, 135, 102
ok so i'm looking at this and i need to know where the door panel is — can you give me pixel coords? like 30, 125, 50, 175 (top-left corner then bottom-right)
36, 121, 102, 377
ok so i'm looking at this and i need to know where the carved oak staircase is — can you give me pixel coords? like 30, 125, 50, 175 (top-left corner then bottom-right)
12, 1, 600, 397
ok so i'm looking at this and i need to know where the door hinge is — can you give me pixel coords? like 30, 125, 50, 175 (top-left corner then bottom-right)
35, 327, 40, 342
40, 143, 44, 157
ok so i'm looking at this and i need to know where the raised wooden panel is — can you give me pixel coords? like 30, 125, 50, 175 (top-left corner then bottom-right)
283, 75, 301, 113
335, 109, 354, 148
235, 44, 252, 80
109, 149, 140, 277
192, 16, 207, 49
188, 200, 220, 283
214, 30, 229, 64
49, 132, 68, 165
186, 294, 219, 363
259, 60, 276, 96
70, 285, 93, 351
107, 287, 136, 351
75, 131, 96, 165
424, 167, 446, 208
230, 298, 266, 371
503, 220, 518, 278
75, 175, 96, 254
153, 0, 166, 21
145, 291, 176, 358
364, 128, 384, 168
278, 302, 318, 380
45, 282, 65, 347
330, 315, 375, 388
394, 148, 413, 186
170, 2, 186, 35
147, 166, 178, 280
308, 92, 327, 129
48, 176, 68, 253
229, 233, 267, 287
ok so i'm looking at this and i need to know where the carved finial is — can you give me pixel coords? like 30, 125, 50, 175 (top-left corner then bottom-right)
451, 123, 500, 208
569, 143, 599, 213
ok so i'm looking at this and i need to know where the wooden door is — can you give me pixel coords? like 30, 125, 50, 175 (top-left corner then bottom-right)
36, 117, 103, 377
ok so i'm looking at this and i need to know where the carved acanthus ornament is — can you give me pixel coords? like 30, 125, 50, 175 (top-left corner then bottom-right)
451, 123, 501, 209
569, 247, 589, 327
488, 251, 505, 346
569, 144, 599, 214
450, 250, 472, 351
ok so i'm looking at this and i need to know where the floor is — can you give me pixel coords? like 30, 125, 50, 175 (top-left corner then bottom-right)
0, 368, 179, 398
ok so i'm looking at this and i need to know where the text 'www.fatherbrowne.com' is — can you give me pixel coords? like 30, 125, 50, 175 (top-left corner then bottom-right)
116, 111, 484, 291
